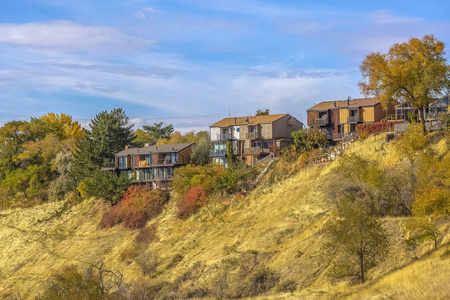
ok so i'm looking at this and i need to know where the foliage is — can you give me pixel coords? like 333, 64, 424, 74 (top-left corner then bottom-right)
37, 264, 124, 300
135, 122, 174, 146
177, 186, 208, 219
85, 170, 131, 205
323, 195, 390, 284
276, 279, 298, 294
227, 140, 234, 164
190, 136, 212, 166
359, 35, 450, 125
405, 217, 442, 251
291, 127, 328, 152
357, 121, 404, 138
255, 109, 270, 116
48, 151, 77, 202
100, 186, 168, 229
247, 266, 279, 296
156, 130, 209, 145
40, 112, 84, 141
172, 164, 224, 196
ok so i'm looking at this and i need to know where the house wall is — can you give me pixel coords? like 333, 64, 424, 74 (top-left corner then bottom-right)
231, 125, 240, 140
272, 115, 301, 138
374, 104, 384, 121
134, 155, 141, 168
307, 111, 319, 126
339, 109, 349, 125
331, 109, 340, 134
210, 127, 220, 141
362, 106, 375, 122
178, 146, 193, 164
261, 123, 272, 139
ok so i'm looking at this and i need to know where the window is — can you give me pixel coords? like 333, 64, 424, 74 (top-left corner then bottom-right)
118, 156, 127, 169
249, 126, 256, 133
236, 128, 240, 132
253, 141, 262, 147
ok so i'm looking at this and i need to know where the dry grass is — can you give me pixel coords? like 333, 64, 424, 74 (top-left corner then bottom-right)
0, 133, 449, 299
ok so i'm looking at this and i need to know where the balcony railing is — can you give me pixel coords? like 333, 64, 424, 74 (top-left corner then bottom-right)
244, 147, 270, 156
347, 115, 359, 123
102, 162, 116, 169
209, 149, 227, 157
153, 158, 177, 165
315, 118, 329, 126
332, 133, 343, 141
216, 134, 230, 141
246, 132, 261, 139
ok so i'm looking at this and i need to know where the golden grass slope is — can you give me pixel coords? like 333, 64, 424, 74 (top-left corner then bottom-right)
0, 133, 449, 299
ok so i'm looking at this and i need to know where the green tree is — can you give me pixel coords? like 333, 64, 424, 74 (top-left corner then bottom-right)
191, 137, 212, 166
291, 127, 327, 152
359, 35, 450, 129
141, 122, 174, 145
323, 195, 389, 284
85, 170, 131, 205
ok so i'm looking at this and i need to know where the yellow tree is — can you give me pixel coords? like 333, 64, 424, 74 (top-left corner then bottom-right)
40, 112, 84, 141
359, 35, 450, 129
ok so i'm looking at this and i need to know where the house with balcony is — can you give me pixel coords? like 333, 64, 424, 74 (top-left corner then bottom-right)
104, 143, 194, 189
308, 97, 394, 141
210, 114, 303, 166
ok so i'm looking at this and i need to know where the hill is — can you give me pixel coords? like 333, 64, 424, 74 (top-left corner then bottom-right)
0, 133, 449, 299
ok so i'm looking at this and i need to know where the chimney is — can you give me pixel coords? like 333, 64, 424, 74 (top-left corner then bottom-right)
347, 96, 351, 106
246, 116, 249, 123
144, 143, 150, 147
125, 145, 133, 150
334, 101, 336, 108
234, 117, 236, 124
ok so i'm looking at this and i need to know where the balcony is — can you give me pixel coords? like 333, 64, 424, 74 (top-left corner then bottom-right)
209, 149, 227, 157
245, 132, 261, 139
153, 158, 177, 165
315, 118, 329, 126
347, 115, 359, 123
332, 133, 343, 141
244, 147, 270, 156
217, 134, 230, 141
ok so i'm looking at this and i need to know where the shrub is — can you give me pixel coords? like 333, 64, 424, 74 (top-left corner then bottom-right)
247, 266, 279, 296
356, 121, 404, 137
176, 186, 208, 219
84, 169, 131, 205
276, 279, 298, 294
134, 224, 159, 244
100, 186, 168, 229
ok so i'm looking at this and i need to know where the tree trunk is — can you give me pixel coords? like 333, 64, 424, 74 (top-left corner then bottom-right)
360, 252, 365, 284
418, 107, 426, 133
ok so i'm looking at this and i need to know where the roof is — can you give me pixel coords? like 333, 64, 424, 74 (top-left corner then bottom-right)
210, 114, 290, 127
116, 143, 194, 156
307, 97, 380, 111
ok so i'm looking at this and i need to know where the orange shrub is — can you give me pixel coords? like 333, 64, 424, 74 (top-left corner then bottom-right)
176, 186, 208, 219
100, 186, 168, 229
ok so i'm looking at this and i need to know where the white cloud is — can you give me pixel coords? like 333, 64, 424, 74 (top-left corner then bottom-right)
369, 10, 422, 25
0, 20, 154, 51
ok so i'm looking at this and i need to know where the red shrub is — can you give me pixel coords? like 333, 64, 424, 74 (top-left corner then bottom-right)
176, 186, 208, 220
357, 121, 404, 137
100, 186, 168, 229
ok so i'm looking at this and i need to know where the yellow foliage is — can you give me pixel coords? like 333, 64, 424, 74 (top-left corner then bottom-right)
40, 112, 84, 141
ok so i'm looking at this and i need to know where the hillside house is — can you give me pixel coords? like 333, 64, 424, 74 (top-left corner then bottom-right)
210, 114, 303, 166
104, 143, 194, 189
307, 97, 394, 141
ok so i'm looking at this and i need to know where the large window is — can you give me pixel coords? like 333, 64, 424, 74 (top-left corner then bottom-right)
118, 156, 127, 169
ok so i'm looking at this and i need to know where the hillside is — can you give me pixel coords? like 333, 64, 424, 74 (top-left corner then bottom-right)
1, 134, 449, 299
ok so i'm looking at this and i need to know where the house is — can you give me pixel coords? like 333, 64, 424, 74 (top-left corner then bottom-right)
307, 97, 394, 141
104, 143, 195, 189
210, 114, 303, 166
393, 94, 449, 122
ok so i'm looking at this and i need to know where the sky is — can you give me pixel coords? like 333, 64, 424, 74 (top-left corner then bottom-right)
0, 0, 449, 132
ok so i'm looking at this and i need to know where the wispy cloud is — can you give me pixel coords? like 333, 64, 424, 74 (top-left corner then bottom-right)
48, 63, 180, 79
0, 20, 155, 51
369, 10, 422, 24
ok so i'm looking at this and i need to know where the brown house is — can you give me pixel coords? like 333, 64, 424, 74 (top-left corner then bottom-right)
105, 143, 194, 189
307, 97, 394, 141
210, 114, 303, 166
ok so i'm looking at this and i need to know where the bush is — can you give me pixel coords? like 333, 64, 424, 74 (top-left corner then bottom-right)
176, 186, 208, 219
356, 121, 404, 137
247, 266, 279, 296
100, 186, 168, 229
277, 279, 298, 294
84, 169, 131, 205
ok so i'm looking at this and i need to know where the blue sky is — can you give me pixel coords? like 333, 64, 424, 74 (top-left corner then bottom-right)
0, 0, 449, 131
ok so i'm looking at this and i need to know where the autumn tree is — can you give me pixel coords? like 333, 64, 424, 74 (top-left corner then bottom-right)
156, 130, 209, 145
256, 109, 269, 116
323, 195, 389, 284
191, 136, 212, 166
359, 35, 450, 130
291, 127, 328, 152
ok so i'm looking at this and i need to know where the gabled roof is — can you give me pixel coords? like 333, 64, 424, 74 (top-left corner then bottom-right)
210, 114, 290, 127
116, 143, 194, 156
307, 97, 381, 111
